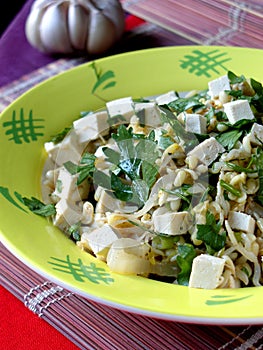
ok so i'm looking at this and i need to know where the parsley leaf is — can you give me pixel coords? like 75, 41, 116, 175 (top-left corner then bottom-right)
196, 211, 226, 254
215, 119, 254, 150
176, 244, 196, 286
254, 148, 263, 205
227, 71, 246, 84
219, 179, 242, 197
110, 173, 134, 202
158, 131, 174, 150
167, 92, 207, 114
98, 125, 159, 207
50, 127, 71, 144
23, 197, 56, 217
64, 152, 96, 185
159, 106, 198, 151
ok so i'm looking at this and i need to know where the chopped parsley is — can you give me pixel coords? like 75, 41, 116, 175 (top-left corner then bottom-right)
22, 197, 56, 217
176, 243, 196, 286
50, 126, 71, 144
215, 119, 255, 150
93, 125, 160, 207
196, 211, 226, 255
64, 152, 97, 185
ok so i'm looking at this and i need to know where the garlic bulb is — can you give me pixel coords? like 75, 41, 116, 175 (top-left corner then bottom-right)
25, 0, 125, 55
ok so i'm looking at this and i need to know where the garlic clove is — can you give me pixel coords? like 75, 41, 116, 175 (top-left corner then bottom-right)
40, 3, 72, 54
87, 9, 116, 55
25, 6, 46, 51
25, 0, 125, 55
68, 4, 89, 51
98, 0, 125, 39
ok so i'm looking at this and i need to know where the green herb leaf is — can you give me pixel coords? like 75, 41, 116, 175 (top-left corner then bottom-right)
93, 170, 112, 190
220, 179, 242, 197
225, 160, 256, 173
176, 244, 196, 286
68, 222, 81, 241
23, 197, 56, 217
158, 132, 174, 150
152, 235, 179, 250
254, 148, 263, 205
141, 161, 159, 188
162, 184, 192, 204
167, 93, 206, 114
50, 127, 71, 144
216, 129, 242, 150
63, 161, 79, 175
102, 147, 120, 165
227, 71, 245, 84
64, 153, 97, 185
159, 106, 198, 151
110, 172, 133, 202
196, 211, 226, 254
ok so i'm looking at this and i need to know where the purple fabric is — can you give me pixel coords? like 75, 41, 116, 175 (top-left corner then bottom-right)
0, 1, 194, 88
0, 0, 55, 87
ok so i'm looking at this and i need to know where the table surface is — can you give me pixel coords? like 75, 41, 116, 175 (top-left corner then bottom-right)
1, 1, 263, 350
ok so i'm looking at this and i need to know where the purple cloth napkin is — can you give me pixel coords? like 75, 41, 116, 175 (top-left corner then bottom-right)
0, 0, 55, 87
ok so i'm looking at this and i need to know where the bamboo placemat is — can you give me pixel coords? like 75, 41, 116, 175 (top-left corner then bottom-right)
121, 0, 263, 48
1, 20, 263, 350
1, 242, 263, 350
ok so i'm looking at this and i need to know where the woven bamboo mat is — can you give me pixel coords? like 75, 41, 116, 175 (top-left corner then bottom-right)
121, 0, 263, 48
1, 18, 263, 350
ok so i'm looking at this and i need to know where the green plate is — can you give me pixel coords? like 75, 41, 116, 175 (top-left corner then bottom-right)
1, 46, 263, 325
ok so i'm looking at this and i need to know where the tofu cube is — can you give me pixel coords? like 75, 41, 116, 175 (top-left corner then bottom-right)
187, 137, 225, 166
208, 75, 230, 98
53, 167, 88, 202
106, 97, 134, 124
134, 102, 162, 127
153, 211, 191, 235
185, 113, 207, 134
223, 100, 254, 125
95, 188, 123, 214
228, 211, 255, 234
73, 111, 109, 144
249, 123, 263, 145
155, 91, 178, 105
189, 254, 225, 289
83, 224, 121, 254
44, 129, 83, 167
54, 199, 83, 229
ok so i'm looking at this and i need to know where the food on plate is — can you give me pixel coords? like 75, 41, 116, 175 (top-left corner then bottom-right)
24, 71, 263, 289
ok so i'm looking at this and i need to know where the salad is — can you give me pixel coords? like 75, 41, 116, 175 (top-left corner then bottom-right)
24, 71, 263, 289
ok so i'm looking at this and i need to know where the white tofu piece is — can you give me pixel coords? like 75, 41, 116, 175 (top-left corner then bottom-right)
83, 224, 121, 254
54, 198, 83, 229
223, 99, 254, 125
228, 211, 255, 234
153, 211, 191, 235
44, 129, 83, 167
155, 91, 178, 105
185, 113, 207, 134
73, 111, 108, 144
134, 102, 161, 127
106, 97, 134, 124
53, 167, 87, 202
189, 254, 225, 289
187, 137, 225, 166
95, 189, 123, 214
249, 123, 263, 145
208, 75, 230, 98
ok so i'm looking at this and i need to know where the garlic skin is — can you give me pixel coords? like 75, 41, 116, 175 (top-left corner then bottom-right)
25, 0, 125, 55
